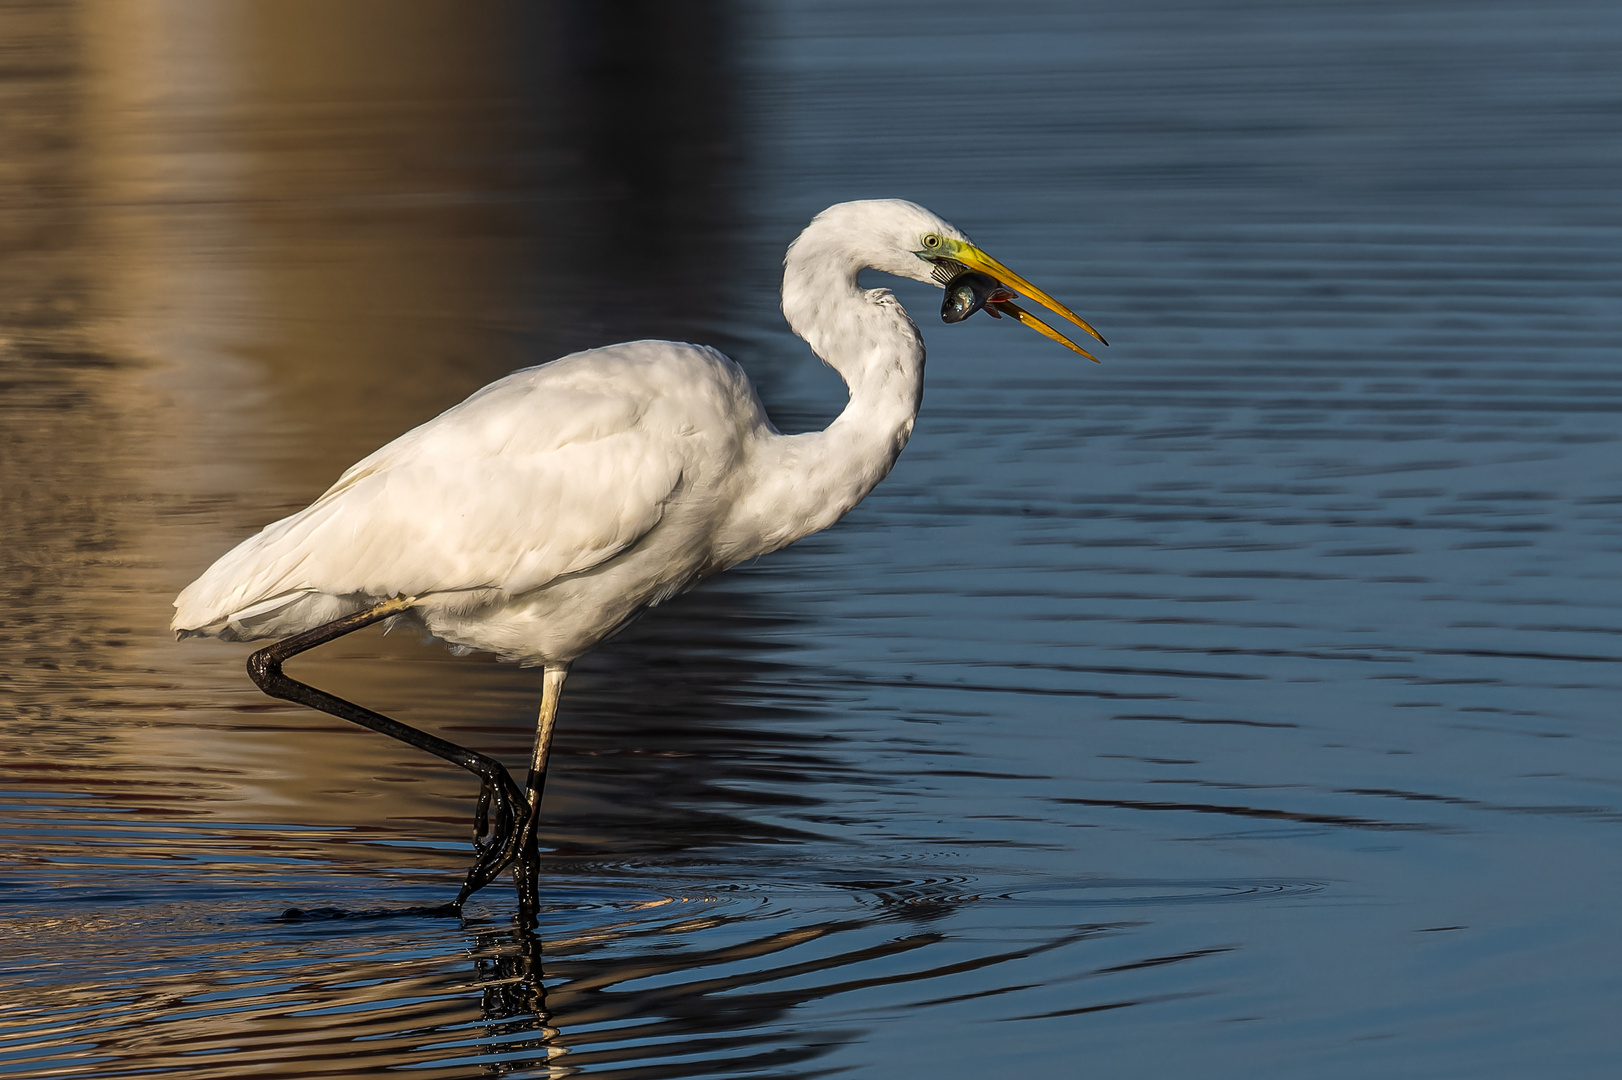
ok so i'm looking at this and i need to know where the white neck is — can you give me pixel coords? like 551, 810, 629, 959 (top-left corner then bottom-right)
721, 218, 927, 561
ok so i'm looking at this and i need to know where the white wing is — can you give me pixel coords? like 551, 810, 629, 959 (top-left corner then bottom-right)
174, 342, 747, 638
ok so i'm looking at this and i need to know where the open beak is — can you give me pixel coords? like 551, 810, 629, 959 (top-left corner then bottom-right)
931, 239, 1108, 360
987, 300, 1102, 362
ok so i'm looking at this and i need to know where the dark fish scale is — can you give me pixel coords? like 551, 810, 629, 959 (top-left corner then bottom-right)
941, 269, 1017, 324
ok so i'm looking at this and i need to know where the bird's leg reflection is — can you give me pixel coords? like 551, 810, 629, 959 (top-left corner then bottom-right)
516, 664, 569, 918
244, 598, 531, 909
471, 915, 553, 1025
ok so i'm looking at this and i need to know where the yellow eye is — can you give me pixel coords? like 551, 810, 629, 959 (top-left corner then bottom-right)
923, 234, 941, 249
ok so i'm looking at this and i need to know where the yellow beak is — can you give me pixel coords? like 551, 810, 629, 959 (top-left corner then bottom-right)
988, 300, 1101, 362
941, 239, 1108, 358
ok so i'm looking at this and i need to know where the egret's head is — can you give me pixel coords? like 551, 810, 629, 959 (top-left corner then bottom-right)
907, 221, 1108, 361
786, 200, 1107, 361
796, 200, 1107, 360
796, 200, 970, 281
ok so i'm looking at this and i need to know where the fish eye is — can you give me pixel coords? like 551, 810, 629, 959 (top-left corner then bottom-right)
923, 233, 941, 249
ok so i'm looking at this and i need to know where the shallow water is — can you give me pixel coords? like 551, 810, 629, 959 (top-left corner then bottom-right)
3, 1, 1621, 1077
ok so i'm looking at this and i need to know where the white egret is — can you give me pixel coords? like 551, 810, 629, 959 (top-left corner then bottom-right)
173, 199, 1106, 909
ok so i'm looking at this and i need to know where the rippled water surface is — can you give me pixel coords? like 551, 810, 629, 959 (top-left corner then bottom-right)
4, 1, 1621, 1076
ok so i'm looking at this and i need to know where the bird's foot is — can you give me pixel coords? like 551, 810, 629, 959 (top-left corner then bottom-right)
453, 764, 530, 909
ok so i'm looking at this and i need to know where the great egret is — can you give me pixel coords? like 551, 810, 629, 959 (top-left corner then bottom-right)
173, 199, 1106, 909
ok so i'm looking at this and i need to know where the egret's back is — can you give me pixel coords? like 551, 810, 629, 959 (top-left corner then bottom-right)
173, 341, 769, 657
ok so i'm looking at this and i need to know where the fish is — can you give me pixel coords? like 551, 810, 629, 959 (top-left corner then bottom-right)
940, 269, 1018, 324
934, 261, 1102, 361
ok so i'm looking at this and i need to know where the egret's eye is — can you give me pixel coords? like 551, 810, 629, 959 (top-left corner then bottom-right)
922, 234, 942, 250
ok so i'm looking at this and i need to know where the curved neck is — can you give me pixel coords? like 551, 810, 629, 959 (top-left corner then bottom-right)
726, 230, 926, 558
781, 234, 926, 422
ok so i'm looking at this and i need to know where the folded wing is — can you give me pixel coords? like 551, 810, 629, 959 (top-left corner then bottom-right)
173, 356, 699, 639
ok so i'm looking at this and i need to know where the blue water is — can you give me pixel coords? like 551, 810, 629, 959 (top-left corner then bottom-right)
2, 1, 1620, 1076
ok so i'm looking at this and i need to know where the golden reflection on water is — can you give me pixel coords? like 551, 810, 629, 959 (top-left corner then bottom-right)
2, 0, 756, 833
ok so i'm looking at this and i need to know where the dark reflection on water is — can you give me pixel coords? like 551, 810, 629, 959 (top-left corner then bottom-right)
3, 867, 1294, 1078
5, 0, 1622, 1077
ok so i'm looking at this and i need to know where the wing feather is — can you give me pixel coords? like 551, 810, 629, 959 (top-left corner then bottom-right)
172, 344, 736, 635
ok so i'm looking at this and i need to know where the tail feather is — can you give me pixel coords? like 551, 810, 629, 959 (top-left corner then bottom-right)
172, 587, 369, 643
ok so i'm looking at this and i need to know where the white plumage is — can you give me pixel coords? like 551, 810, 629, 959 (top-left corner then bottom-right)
173, 199, 1103, 906
176, 342, 762, 659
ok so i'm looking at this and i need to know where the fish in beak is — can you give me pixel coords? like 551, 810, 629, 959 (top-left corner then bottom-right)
921, 239, 1107, 362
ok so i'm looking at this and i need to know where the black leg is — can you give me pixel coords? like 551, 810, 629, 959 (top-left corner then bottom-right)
246, 597, 530, 910
515, 789, 542, 919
